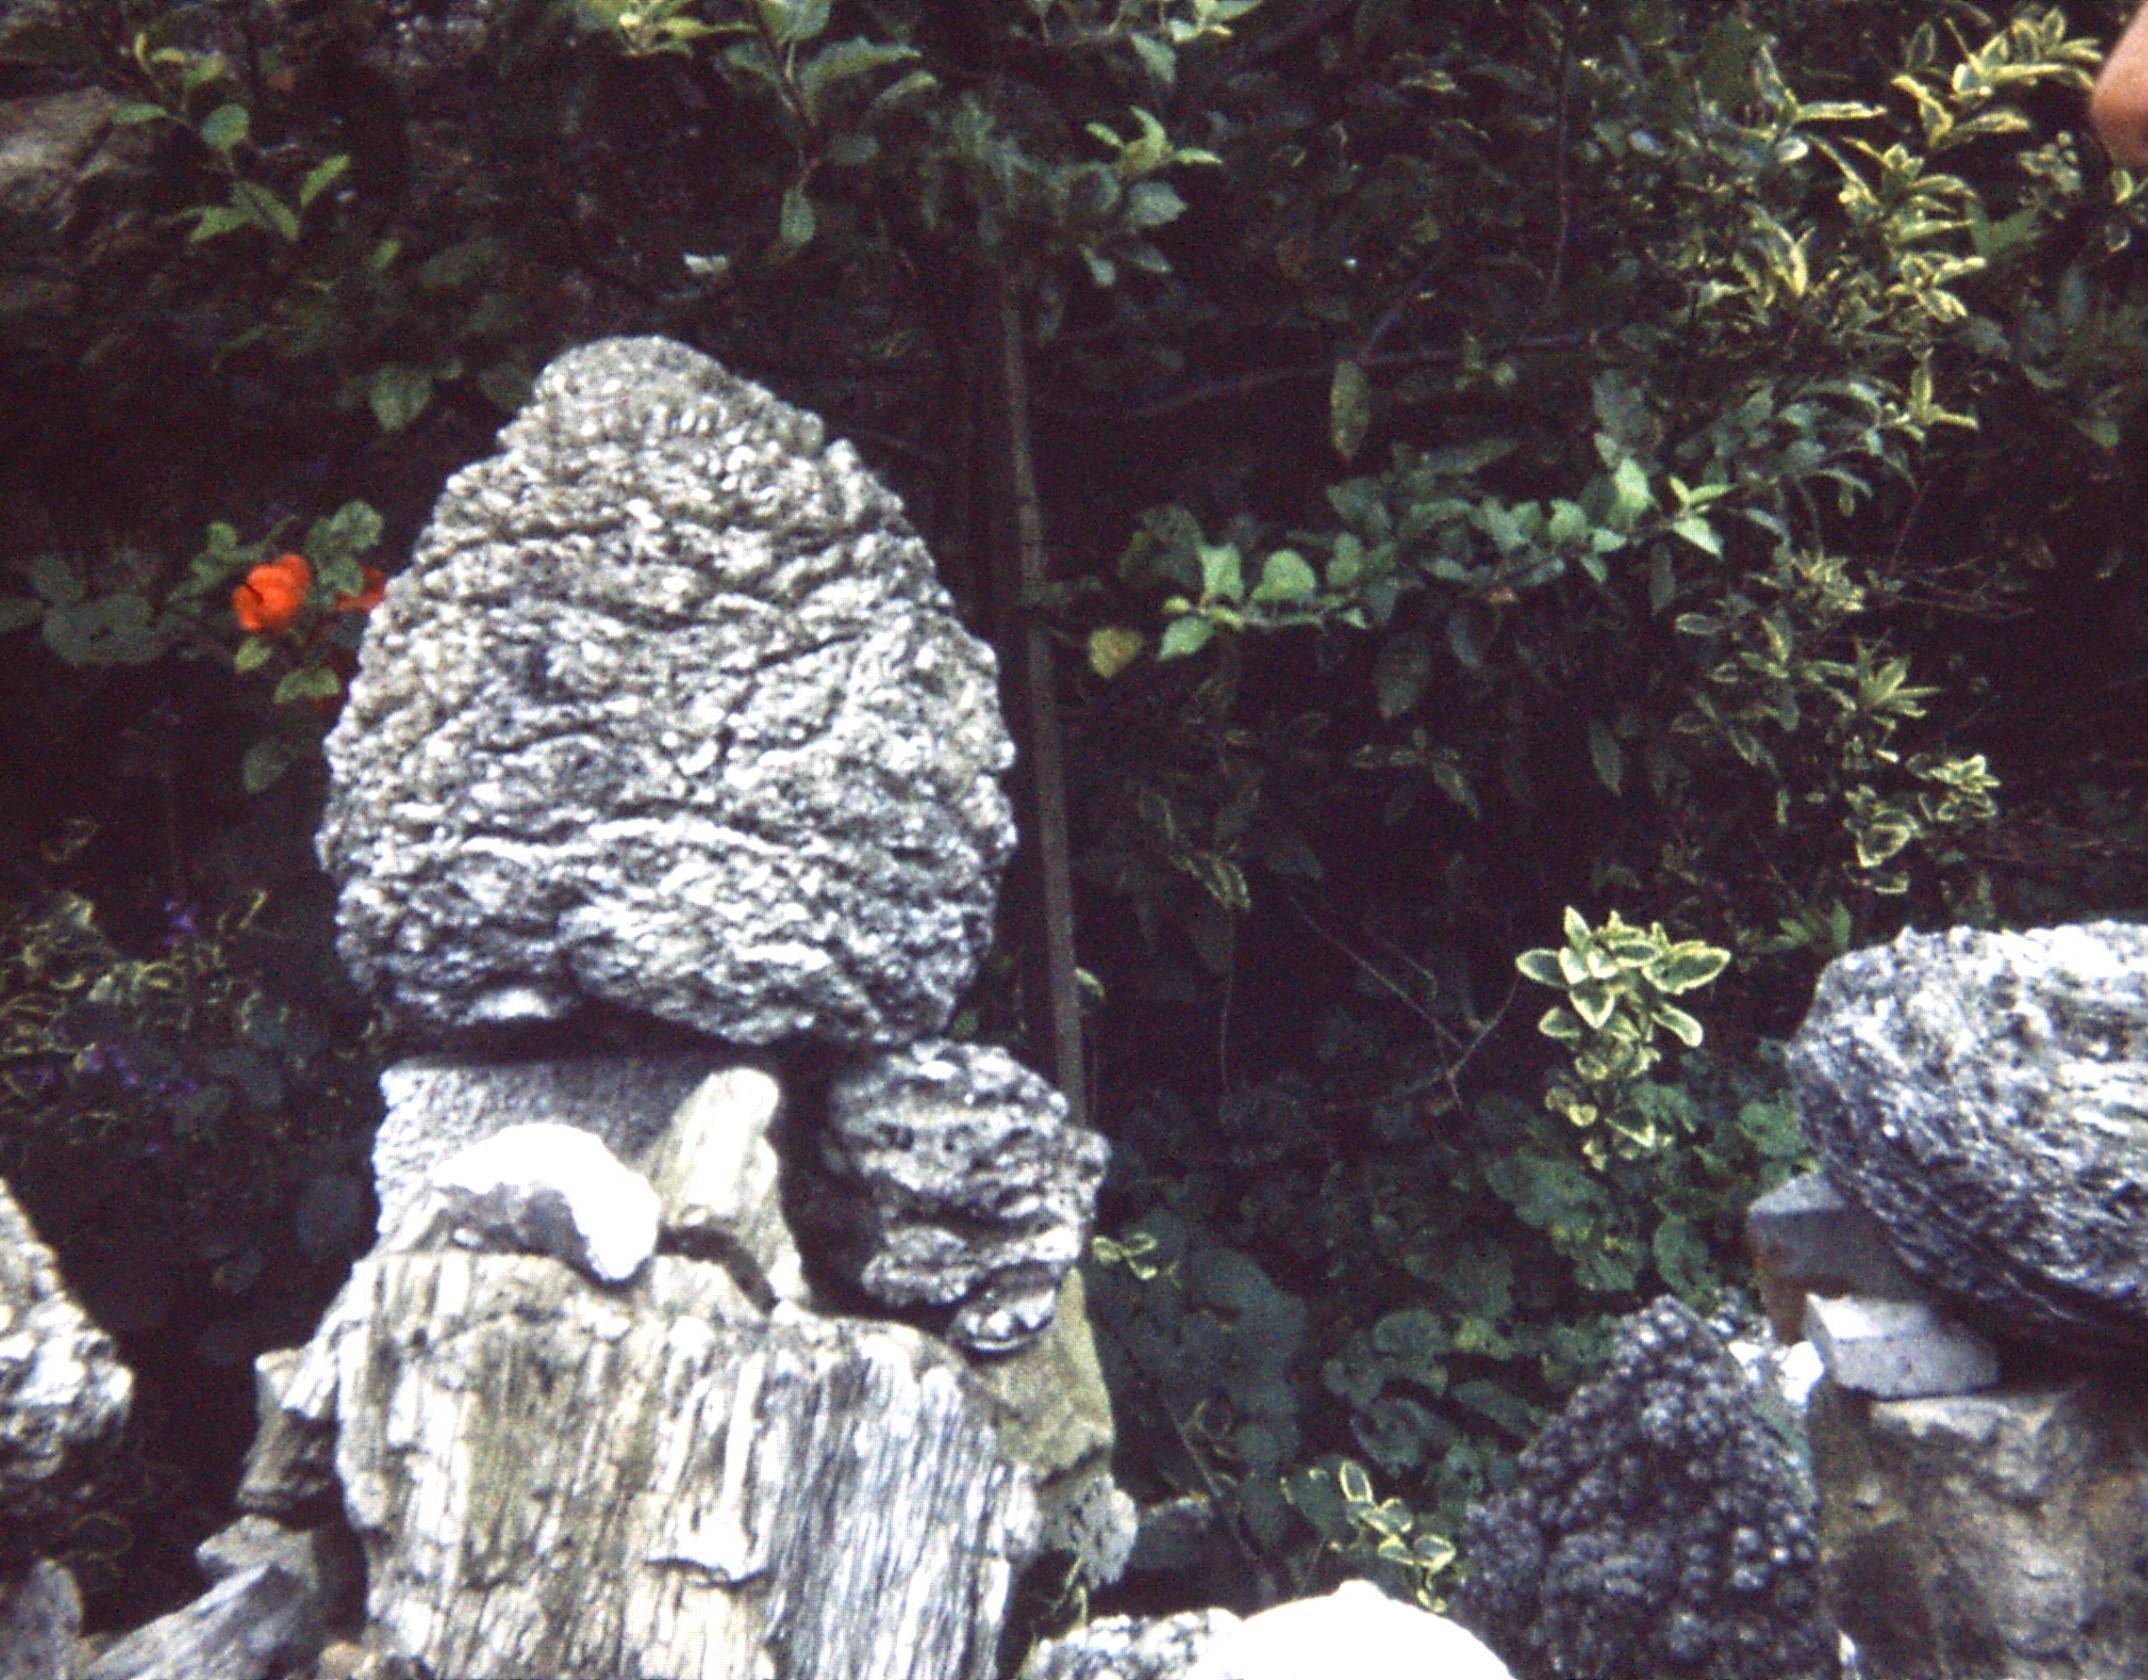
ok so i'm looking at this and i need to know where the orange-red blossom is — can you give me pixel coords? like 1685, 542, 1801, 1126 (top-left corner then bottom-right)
232, 557, 387, 636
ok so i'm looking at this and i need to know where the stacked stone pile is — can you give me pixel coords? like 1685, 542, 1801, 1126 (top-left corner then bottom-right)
1753, 920, 2148, 1680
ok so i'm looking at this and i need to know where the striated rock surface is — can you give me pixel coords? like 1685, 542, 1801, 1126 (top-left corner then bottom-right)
252, 1250, 1038, 1680
0, 1178, 132, 1575
1786, 921, 2148, 1361
1809, 1375, 2148, 1680
809, 1042, 1109, 1353
1451, 1296, 1832, 1680
319, 335, 1015, 1049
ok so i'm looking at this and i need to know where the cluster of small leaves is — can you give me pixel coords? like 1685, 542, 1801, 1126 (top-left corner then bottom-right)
1515, 908, 1731, 1165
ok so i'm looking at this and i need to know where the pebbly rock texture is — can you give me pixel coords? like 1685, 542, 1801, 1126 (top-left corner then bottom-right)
1808, 1375, 2148, 1680
1450, 1296, 1833, 1680
0, 1178, 132, 1576
247, 1249, 1038, 1680
1018, 1609, 1241, 1680
319, 335, 1016, 1049
1786, 921, 2148, 1361
807, 1042, 1109, 1354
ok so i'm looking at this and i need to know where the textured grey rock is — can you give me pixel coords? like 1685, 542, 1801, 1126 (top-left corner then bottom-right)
812, 1042, 1109, 1353
642, 1065, 810, 1306
272, 1249, 1037, 1680
1786, 921, 2148, 1360
0, 1560, 81, 1680
1191, 1581, 1513, 1680
77, 1559, 331, 1680
371, 1053, 722, 1241
1018, 1609, 1240, 1680
1809, 1375, 2148, 1679
393, 1121, 660, 1284
319, 335, 1015, 1048
1, 1177, 132, 1575
1450, 1296, 1833, 1680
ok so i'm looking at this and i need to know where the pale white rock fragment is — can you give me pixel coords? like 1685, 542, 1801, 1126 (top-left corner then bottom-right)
399, 1121, 659, 1285
1189, 1581, 1513, 1680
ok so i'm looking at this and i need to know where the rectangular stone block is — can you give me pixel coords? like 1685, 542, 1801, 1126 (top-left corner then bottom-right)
1747, 1171, 1921, 1340
1804, 1293, 1999, 1399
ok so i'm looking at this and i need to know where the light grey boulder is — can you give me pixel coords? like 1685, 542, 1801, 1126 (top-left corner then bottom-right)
258, 1249, 1038, 1680
370, 1053, 722, 1241
390, 1121, 659, 1285
1809, 1374, 2148, 1679
1191, 1581, 1513, 1680
1018, 1609, 1240, 1680
809, 1042, 1109, 1354
1, 1177, 132, 1575
236, 1348, 333, 1517
319, 335, 1016, 1049
1786, 921, 2148, 1361
0, 1560, 81, 1680
1803, 1294, 1999, 1400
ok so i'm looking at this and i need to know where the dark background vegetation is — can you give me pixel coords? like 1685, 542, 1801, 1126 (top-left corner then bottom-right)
4, 0, 2147, 1641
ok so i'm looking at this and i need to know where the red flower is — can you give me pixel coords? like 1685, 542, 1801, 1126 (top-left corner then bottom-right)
232, 553, 312, 636
334, 565, 387, 615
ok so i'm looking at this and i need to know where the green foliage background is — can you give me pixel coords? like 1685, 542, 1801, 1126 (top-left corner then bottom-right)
5, 0, 2148, 1645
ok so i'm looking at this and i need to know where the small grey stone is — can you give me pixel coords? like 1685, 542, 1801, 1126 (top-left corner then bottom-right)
639, 1064, 811, 1306
1787, 920, 2148, 1360
319, 336, 1015, 1049
811, 1043, 1108, 1354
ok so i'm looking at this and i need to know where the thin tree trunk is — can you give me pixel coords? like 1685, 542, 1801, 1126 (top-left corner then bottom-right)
987, 271, 1088, 1129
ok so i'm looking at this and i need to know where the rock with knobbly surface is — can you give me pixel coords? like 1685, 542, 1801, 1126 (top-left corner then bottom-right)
1786, 920, 2148, 1361
0, 1178, 132, 1576
320, 335, 1016, 1048
249, 1249, 1038, 1680
807, 1042, 1109, 1354
1450, 1296, 1833, 1680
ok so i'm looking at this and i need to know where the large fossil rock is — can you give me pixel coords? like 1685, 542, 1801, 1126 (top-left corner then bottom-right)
319, 336, 1015, 1049
250, 1250, 1038, 1680
1450, 1296, 1833, 1680
1786, 921, 2148, 1361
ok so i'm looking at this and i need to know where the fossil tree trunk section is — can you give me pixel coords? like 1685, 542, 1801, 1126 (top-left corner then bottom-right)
295, 1251, 1037, 1680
